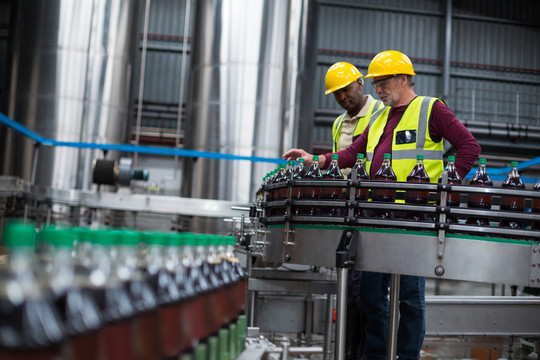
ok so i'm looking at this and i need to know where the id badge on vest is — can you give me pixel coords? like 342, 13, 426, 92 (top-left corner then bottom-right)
395, 130, 416, 145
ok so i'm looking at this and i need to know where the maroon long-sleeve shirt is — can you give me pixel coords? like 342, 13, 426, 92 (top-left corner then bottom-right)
323, 99, 481, 179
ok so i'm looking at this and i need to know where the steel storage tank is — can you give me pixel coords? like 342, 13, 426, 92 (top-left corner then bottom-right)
1, 0, 141, 191
182, 0, 317, 233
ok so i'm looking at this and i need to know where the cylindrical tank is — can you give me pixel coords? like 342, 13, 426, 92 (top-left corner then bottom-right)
1, 0, 141, 190
182, 0, 317, 232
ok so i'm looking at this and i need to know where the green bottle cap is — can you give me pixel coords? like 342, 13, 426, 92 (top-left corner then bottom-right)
448, 156, 455, 161
165, 232, 183, 247
479, 158, 486, 164
417, 154, 424, 160
40, 226, 75, 248
331, 154, 338, 160
288, 160, 294, 165
511, 161, 519, 167
141, 231, 163, 246
313, 155, 319, 161
119, 230, 140, 246
3, 221, 35, 248
208, 336, 218, 360
92, 229, 114, 246
280, 163, 286, 168
298, 158, 305, 163
384, 153, 391, 159
357, 153, 364, 159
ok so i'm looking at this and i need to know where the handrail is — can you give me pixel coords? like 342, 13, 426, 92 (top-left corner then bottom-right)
0, 112, 285, 164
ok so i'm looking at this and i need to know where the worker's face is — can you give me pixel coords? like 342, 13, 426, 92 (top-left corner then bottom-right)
372, 75, 404, 107
333, 79, 364, 114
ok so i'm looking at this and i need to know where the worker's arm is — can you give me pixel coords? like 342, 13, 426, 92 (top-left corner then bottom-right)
429, 101, 481, 178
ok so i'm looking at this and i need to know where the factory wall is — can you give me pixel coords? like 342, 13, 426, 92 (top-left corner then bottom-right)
1, 0, 539, 189
312, 0, 540, 151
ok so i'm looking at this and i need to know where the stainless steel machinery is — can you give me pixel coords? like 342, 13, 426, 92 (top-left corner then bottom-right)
248, 173, 540, 360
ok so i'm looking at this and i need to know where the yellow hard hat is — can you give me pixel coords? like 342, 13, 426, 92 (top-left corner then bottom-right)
364, 50, 416, 79
325, 62, 363, 95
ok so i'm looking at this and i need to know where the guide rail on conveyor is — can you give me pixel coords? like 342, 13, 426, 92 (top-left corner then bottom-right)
252, 173, 540, 360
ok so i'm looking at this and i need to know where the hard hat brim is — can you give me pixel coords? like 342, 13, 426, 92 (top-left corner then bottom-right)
324, 74, 362, 95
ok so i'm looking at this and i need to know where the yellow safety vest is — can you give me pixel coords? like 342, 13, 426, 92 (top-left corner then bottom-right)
332, 100, 384, 152
365, 96, 444, 182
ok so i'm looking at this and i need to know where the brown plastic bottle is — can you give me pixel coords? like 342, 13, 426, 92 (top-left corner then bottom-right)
532, 178, 540, 230
278, 160, 295, 200
349, 153, 369, 217
499, 161, 525, 228
291, 158, 306, 216
321, 154, 345, 216
466, 158, 492, 226
405, 154, 430, 221
0, 223, 65, 360
301, 155, 323, 216
438, 156, 461, 223
372, 153, 397, 218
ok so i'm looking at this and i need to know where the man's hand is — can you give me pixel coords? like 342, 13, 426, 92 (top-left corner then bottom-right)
282, 148, 312, 164
282, 149, 326, 168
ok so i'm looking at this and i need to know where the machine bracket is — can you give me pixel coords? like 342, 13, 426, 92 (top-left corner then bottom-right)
335, 228, 358, 268
531, 244, 540, 286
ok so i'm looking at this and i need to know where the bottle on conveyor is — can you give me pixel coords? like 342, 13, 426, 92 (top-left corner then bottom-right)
0, 222, 66, 360
404, 154, 430, 221
278, 160, 295, 200
301, 155, 323, 216
113, 230, 160, 360
438, 156, 462, 223
466, 158, 493, 226
349, 153, 370, 217
141, 232, 184, 359
372, 153, 397, 219
499, 161, 525, 229
291, 158, 306, 216
39, 226, 103, 360
82, 229, 136, 360
321, 154, 345, 216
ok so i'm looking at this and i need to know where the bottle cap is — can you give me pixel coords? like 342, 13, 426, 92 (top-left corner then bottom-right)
331, 154, 338, 160
142, 231, 163, 246
118, 230, 140, 246
416, 154, 424, 160
383, 153, 391, 159
298, 158, 304, 163
511, 161, 519, 167
165, 233, 183, 247
479, 158, 486, 164
357, 153, 364, 159
40, 226, 75, 248
313, 155, 319, 161
280, 163, 286, 169
448, 156, 455, 162
3, 221, 35, 248
288, 160, 295, 165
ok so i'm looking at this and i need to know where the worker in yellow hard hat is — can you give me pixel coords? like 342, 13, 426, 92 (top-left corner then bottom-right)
325, 62, 385, 359
325, 62, 384, 176
284, 50, 481, 359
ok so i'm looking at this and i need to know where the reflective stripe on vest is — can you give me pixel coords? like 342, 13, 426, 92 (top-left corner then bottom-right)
365, 96, 444, 182
332, 100, 384, 152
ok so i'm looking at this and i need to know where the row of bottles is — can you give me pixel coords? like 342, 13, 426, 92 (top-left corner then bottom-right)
263, 155, 345, 216
0, 223, 247, 360
259, 154, 540, 232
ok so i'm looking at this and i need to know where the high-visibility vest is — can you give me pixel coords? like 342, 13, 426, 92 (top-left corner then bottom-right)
365, 96, 444, 182
332, 100, 384, 152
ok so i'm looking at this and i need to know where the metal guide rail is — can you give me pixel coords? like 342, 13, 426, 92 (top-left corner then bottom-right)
254, 177, 540, 287
0, 176, 249, 218
251, 177, 540, 360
